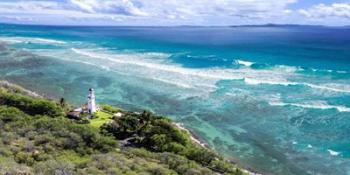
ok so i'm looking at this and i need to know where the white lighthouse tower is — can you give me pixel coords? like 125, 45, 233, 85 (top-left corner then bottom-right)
87, 88, 97, 114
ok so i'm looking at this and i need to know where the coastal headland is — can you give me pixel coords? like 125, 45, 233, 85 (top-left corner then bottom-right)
0, 80, 257, 175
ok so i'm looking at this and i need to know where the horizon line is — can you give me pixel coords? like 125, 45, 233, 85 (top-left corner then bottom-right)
0, 22, 349, 28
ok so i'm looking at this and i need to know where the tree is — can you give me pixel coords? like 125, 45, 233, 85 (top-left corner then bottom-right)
59, 97, 66, 108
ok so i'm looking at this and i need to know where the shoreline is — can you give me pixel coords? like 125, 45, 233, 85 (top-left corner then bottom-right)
0, 80, 42, 98
174, 122, 208, 148
1, 80, 262, 175
174, 122, 262, 175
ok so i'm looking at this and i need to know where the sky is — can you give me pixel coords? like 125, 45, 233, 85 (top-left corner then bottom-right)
0, 0, 349, 26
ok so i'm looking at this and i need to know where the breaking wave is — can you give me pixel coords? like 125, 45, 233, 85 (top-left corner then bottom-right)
244, 78, 297, 86
327, 149, 341, 156
244, 78, 350, 93
70, 48, 350, 95
269, 101, 350, 112
0, 36, 66, 45
236, 59, 254, 67
71, 48, 304, 81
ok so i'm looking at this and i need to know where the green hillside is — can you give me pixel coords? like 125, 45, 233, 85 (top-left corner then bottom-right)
0, 83, 246, 175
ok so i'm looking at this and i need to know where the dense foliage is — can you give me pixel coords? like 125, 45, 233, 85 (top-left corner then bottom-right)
0, 85, 245, 175
0, 88, 64, 117
101, 111, 243, 174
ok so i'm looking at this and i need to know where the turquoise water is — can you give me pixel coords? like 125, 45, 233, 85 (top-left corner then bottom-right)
0, 23, 350, 175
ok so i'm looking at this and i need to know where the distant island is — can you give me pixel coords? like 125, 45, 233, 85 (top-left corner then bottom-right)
0, 81, 253, 175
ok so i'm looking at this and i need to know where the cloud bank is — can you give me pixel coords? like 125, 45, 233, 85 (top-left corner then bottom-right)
299, 3, 350, 19
0, 0, 349, 26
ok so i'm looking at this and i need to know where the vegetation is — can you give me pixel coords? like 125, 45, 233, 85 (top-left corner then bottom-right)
101, 111, 243, 174
0, 84, 246, 175
0, 88, 64, 117
100, 104, 123, 113
90, 111, 113, 128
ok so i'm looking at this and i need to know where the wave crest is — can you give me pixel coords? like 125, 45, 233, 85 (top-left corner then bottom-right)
327, 149, 340, 156
236, 59, 254, 67
0, 36, 66, 45
269, 101, 350, 112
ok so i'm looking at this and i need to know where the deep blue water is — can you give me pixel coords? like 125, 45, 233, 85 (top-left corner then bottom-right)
1, 23, 350, 175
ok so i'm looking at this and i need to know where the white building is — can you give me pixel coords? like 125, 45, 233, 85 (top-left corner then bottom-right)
87, 88, 97, 114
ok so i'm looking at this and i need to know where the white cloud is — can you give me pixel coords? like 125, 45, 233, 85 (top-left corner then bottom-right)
70, 0, 96, 13
142, 0, 297, 19
69, 0, 149, 16
7, 0, 349, 26
299, 3, 350, 19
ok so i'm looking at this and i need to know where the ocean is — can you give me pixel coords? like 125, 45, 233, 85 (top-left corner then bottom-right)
0, 23, 350, 175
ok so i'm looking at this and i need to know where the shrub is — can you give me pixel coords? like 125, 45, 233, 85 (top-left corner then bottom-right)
34, 134, 54, 145
14, 152, 35, 166
158, 152, 213, 175
185, 147, 217, 166
0, 106, 28, 122
209, 159, 238, 174
1, 132, 17, 145
34, 160, 75, 175
101, 104, 122, 113
149, 166, 177, 175
0, 147, 12, 157
0, 91, 64, 117
76, 118, 90, 124
127, 148, 157, 159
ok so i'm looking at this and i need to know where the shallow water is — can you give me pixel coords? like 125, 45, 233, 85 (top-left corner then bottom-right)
0, 24, 350, 175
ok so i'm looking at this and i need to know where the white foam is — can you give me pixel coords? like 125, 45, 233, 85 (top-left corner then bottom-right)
72, 49, 291, 92
244, 77, 350, 94
244, 78, 298, 86
307, 144, 313, 148
32, 38, 66, 44
269, 101, 350, 112
237, 59, 254, 67
0, 36, 66, 45
310, 68, 338, 73
238, 60, 302, 73
327, 149, 340, 156
32, 47, 350, 101
273, 65, 302, 73
72, 48, 292, 81
304, 83, 350, 93
71, 48, 350, 96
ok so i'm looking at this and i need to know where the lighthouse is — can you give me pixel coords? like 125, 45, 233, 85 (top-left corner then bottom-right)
87, 88, 96, 114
